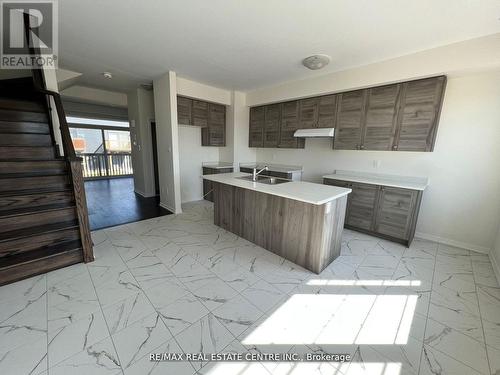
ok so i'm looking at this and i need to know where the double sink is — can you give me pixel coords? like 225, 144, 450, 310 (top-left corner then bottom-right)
238, 175, 290, 185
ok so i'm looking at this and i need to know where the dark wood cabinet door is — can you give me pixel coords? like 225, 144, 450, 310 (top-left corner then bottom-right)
278, 101, 304, 148
374, 186, 418, 240
334, 90, 367, 150
317, 95, 337, 128
362, 84, 401, 150
345, 182, 378, 231
264, 104, 281, 148
202, 103, 225, 146
249, 106, 265, 147
192, 100, 209, 127
395, 76, 446, 152
177, 96, 192, 125
298, 98, 319, 128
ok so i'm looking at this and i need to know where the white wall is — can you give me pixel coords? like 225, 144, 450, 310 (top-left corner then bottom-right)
127, 88, 156, 197
179, 126, 219, 202
492, 220, 500, 283
254, 71, 500, 254
153, 72, 182, 213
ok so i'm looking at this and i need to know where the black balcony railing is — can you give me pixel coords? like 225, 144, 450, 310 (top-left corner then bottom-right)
80, 153, 133, 179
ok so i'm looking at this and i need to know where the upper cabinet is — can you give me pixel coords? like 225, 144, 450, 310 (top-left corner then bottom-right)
248, 75, 446, 152
202, 103, 225, 146
192, 100, 209, 127
317, 95, 337, 128
279, 101, 304, 149
264, 104, 281, 148
395, 76, 446, 152
362, 84, 401, 151
334, 90, 367, 150
177, 96, 226, 147
298, 98, 319, 128
177, 96, 192, 125
249, 106, 265, 147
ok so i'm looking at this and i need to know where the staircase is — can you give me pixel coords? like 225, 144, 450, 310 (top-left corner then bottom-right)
0, 77, 94, 286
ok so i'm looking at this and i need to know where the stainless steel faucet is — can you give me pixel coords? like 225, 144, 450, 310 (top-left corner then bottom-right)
252, 166, 268, 181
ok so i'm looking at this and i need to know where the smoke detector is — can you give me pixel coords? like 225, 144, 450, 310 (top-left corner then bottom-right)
102, 72, 113, 79
302, 54, 331, 70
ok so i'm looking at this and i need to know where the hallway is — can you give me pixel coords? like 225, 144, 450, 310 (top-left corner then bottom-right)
85, 177, 171, 230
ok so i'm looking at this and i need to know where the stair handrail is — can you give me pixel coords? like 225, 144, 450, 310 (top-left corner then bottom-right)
22, 13, 94, 263
22, 12, 77, 161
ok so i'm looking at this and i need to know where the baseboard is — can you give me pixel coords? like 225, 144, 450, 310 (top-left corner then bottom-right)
490, 252, 500, 287
159, 201, 182, 214
415, 231, 491, 254
134, 189, 156, 198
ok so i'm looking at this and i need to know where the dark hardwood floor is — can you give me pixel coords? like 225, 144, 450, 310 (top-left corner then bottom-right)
85, 177, 171, 230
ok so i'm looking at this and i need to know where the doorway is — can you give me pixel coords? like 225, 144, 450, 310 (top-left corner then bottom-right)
151, 121, 160, 196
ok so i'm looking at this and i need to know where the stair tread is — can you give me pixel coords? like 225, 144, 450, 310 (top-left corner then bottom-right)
0, 202, 75, 218
0, 171, 68, 180
0, 220, 79, 243
0, 171, 68, 179
0, 186, 72, 197
0, 240, 82, 269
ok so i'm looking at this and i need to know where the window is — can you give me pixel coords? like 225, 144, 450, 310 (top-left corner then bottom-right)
67, 117, 133, 178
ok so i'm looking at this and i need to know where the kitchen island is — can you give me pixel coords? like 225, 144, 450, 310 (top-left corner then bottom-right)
203, 172, 351, 274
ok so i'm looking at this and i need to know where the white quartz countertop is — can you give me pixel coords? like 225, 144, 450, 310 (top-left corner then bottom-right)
323, 170, 428, 191
202, 162, 234, 169
204, 172, 351, 205
239, 163, 303, 173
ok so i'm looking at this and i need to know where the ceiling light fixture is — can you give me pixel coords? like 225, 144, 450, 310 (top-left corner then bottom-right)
102, 72, 113, 79
302, 54, 331, 70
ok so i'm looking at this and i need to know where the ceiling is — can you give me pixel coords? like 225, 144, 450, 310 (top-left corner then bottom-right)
58, 0, 500, 92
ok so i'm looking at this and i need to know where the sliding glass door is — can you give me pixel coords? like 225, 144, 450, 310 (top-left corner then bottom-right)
67, 117, 133, 179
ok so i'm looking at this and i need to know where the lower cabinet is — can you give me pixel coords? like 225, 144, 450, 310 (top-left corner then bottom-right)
202, 167, 233, 202
324, 178, 422, 246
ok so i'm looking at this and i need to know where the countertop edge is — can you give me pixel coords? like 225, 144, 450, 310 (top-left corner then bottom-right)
322, 174, 428, 191
204, 173, 351, 205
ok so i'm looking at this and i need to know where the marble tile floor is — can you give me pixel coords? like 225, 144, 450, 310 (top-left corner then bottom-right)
1, 200, 499, 375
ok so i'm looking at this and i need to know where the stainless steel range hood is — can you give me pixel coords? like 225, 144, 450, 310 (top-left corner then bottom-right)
294, 128, 335, 138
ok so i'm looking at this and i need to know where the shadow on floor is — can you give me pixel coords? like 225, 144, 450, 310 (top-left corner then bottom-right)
84, 177, 171, 230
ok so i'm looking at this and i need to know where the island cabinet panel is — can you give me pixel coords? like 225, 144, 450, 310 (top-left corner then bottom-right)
249, 106, 265, 147
212, 181, 347, 274
279, 101, 305, 149
333, 90, 367, 150
264, 104, 281, 148
317, 95, 337, 128
395, 76, 446, 152
177, 96, 192, 125
192, 100, 209, 127
298, 98, 319, 128
323, 178, 423, 246
202, 166, 233, 202
362, 84, 401, 151
202, 103, 226, 146
346, 182, 379, 231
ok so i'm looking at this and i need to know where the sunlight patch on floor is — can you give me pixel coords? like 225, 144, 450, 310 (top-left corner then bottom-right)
242, 292, 417, 346
306, 279, 421, 287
